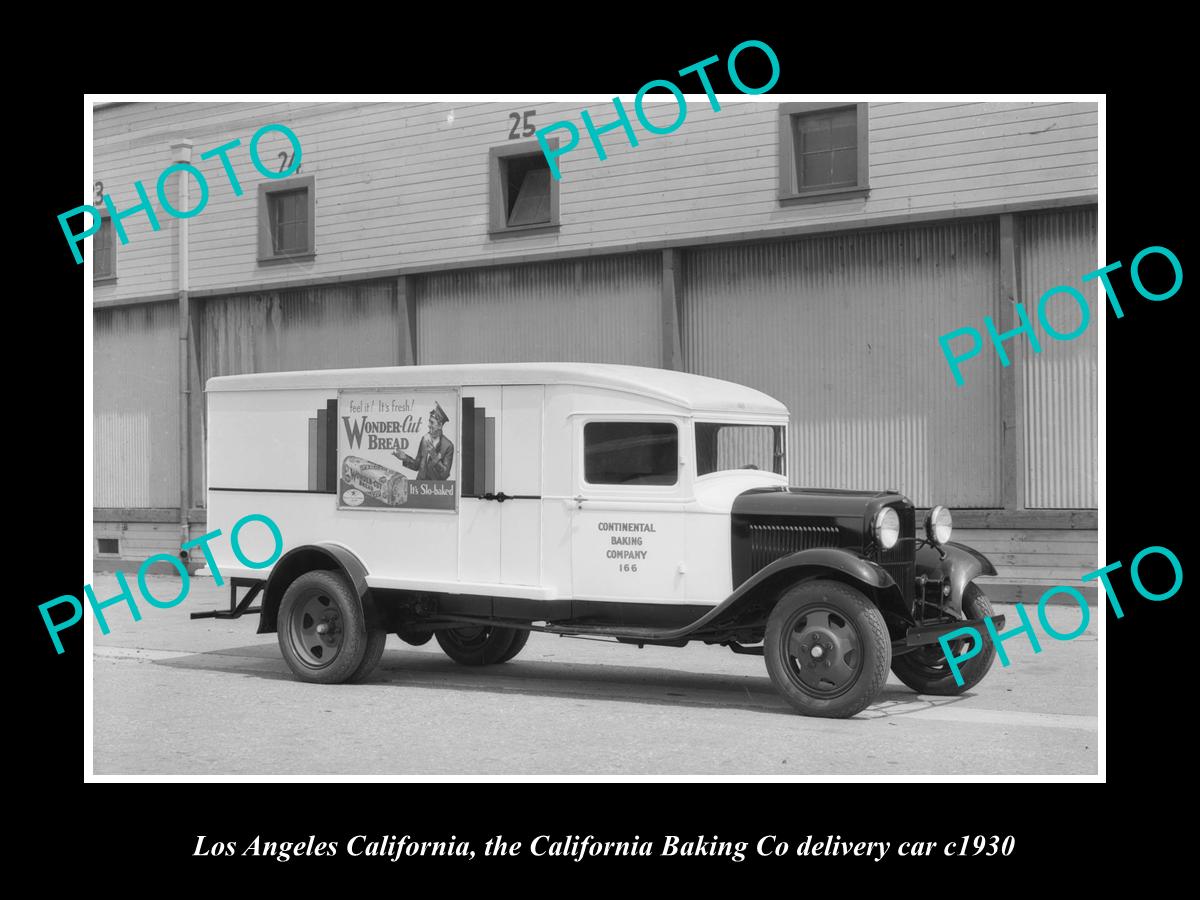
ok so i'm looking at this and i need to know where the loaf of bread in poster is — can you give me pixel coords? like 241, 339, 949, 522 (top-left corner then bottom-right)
342, 455, 409, 505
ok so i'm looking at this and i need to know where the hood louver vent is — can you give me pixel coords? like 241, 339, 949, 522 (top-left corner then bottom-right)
747, 522, 840, 576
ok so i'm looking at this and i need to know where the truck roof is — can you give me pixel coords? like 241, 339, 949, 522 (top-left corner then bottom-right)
206, 362, 788, 416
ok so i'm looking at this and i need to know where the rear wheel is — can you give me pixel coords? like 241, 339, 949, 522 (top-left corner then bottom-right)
764, 579, 891, 718
891, 583, 996, 695
277, 570, 387, 684
435, 625, 519, 665
497, 628, 531, 663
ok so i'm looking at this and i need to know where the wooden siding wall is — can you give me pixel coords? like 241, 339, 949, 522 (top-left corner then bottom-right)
93, 101, 1097, 304
94, 521, 209, 566
958, 528, 1098, 581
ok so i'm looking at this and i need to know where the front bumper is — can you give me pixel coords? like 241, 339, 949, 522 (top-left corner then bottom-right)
892, 614, 1005, 654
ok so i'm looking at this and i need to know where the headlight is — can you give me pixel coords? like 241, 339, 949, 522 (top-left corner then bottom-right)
873, 507, 900, 550
925, 505, 953, 545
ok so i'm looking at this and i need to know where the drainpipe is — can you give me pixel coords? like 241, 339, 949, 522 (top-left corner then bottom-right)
172, 141, 193, 564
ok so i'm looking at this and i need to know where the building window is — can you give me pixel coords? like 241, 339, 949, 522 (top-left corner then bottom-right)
97, 537, 120, 555
489, 141, 560, 236
778, 103, 869, 203
258, 175, 315, 263
94, 216, 116, 282
584, 422, 678, 486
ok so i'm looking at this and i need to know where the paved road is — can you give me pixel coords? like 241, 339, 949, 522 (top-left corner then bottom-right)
90, 574, 1098, 776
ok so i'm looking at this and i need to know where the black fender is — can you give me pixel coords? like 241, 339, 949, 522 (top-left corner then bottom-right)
915, 541, 997, 617
581, 548, 906, 642
257, 543, 382, 634
708, 547, 908, 630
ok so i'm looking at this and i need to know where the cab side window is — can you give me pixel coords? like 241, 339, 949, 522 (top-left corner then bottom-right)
584, 422, 678, 486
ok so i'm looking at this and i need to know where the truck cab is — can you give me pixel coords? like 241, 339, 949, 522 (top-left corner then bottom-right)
199, 362, 1001, 718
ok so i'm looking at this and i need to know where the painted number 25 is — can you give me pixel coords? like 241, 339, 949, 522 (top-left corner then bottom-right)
508, 110, 536, 139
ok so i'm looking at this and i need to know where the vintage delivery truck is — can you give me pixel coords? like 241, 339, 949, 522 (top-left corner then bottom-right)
196, 362, 1001, 718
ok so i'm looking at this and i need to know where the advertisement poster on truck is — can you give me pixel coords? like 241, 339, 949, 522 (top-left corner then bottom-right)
337, 389, 459, 512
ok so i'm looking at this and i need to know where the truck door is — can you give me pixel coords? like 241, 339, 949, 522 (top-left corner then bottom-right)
570, 417, 688, 607
458, 385, 543, 586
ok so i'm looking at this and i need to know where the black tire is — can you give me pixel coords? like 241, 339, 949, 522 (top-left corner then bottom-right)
764, 579, 891, 719
435, 625, 519, 666
891, 583, 996, 695
496, 628, 531, 663
394, 628, 433, 647
277, 570, 387, 684
348, 628, 388, 684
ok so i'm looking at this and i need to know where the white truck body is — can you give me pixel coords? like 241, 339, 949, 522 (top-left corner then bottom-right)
206, 362, 788, 610
199, 361, 1000, 718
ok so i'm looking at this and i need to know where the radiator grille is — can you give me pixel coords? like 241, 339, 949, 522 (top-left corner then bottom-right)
748, 522, 840, 574
877, 504, 916, 610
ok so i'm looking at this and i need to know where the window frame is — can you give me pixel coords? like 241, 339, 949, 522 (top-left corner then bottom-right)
693, 421, 789, 480
579, 417, 682, 491
488, 140, 560, 237
93, 210, 117, 284
258, 175, 316, 264
777, 102, 869, 204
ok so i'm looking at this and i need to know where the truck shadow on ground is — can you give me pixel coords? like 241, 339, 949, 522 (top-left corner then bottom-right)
154, 643, 972, 720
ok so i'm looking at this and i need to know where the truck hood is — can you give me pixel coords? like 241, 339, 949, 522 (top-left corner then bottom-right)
692, 471, 788, 511
733, 485, 903, 519
728, 486, 916, 589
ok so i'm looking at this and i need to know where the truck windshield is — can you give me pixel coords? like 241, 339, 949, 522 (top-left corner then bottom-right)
695, 423, 786, 477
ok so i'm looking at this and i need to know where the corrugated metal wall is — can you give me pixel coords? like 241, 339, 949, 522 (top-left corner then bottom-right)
196, 281, 402, 505
417, 254, 659, 365
94, 302, 179, 507
98, 215, 1096, 519
682, 223, 1002, 507
198, 280, 401, 381
1018, 207, 1098, 508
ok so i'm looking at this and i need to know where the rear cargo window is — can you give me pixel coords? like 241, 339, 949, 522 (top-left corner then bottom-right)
584, 422, 678, 486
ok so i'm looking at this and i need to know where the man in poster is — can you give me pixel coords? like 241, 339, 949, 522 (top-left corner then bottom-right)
393, 402, 455, 481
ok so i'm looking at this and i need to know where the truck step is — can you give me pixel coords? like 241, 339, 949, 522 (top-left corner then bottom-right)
543, 622, 683, 640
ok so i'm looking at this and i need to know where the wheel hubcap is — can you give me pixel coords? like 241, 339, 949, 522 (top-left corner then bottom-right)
289, 594, 343, 669
783, 605, 863, 698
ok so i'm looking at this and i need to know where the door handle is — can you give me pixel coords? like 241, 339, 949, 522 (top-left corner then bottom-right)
572, 494, 587, 508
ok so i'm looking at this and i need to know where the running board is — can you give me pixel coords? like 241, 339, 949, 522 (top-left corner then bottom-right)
429, 614, 696, 643
543, 622, 684, 640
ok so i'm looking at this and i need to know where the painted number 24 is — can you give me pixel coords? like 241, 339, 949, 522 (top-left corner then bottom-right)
508, 110, 536, 139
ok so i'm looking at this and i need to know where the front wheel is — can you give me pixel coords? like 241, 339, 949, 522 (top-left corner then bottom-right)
891, 583, 996, 695
764, 579, 891, 718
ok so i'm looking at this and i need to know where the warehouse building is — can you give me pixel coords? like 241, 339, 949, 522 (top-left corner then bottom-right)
91, 99, 1099, 601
